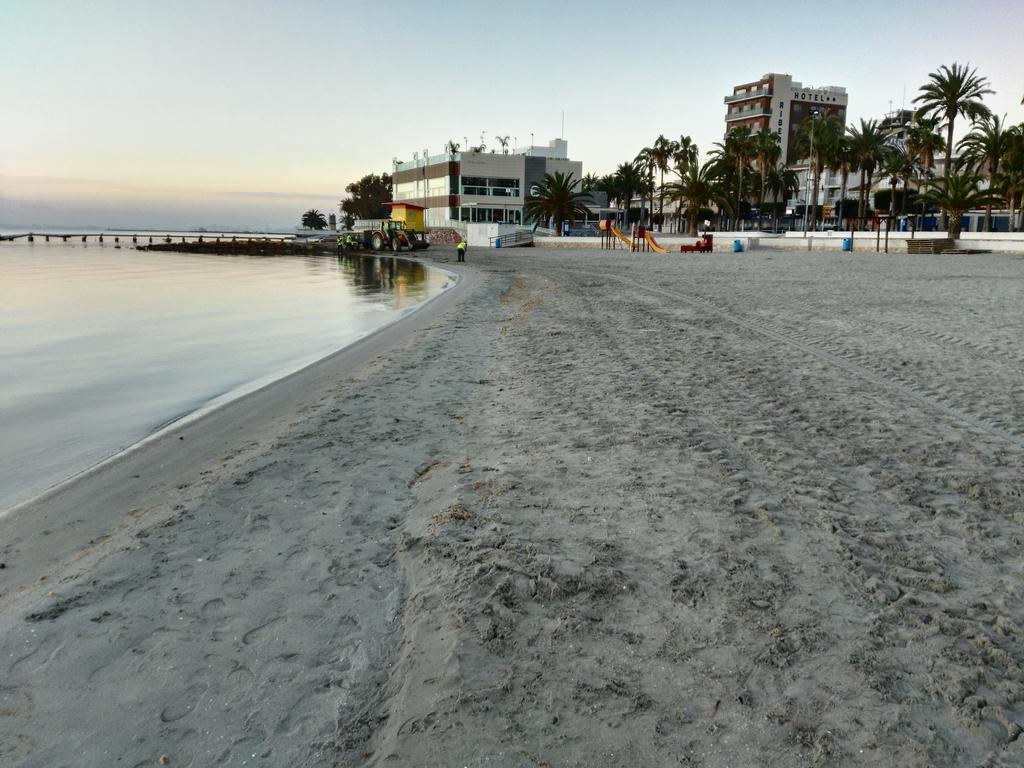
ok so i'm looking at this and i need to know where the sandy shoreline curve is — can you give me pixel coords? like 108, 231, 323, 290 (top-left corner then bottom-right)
2, 247, 1024, 767
0, 257, 466, 599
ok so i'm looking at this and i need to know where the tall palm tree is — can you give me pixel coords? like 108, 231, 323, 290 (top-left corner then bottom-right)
614, 162, 644, 229
847, 119, 891, 226
445, 139, 461, 158
673, 135, 698, 178
879, 146, 913, 220
994, 126, 1024, 232
634, 147, 657, 225
494, 135, 511, 154
794, 115, 843, 230
301, 209, 328, 230
958, 113, 1012, 230
650, 135, 677, 231
914, 63, 994, 180
523, 171, 592, 236
906, 117, 944, 179
581, 173, 602, 193
752, 130, 781, 220
665, 160, 729, 236
713, 125, 755, 229
764, 163, 800, 232
827, 135, 856, 230
671, 136, 699, 231
922, 170, 1000, 238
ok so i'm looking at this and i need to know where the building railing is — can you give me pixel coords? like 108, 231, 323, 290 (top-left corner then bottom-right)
724, 87, 769, 104
488, 229, 534, 248
725, 108, 771, 122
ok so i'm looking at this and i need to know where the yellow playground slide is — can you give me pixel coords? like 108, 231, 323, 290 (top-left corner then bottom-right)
610, 226, 636, 250
644, 232, 668, 253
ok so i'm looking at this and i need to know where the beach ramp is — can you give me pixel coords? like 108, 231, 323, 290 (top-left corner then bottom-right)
644, 232, 668, 253
610, 226, 636, 250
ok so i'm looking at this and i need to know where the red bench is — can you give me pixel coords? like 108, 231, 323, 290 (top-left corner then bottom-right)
680, 234, 713, 253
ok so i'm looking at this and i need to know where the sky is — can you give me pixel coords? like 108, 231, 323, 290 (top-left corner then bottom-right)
2, 0, 1023, 230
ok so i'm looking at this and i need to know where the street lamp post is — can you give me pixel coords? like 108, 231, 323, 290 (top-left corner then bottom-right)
802, 110, 821, 235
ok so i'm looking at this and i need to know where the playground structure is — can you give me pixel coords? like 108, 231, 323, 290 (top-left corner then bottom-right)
598, 220, 668, 253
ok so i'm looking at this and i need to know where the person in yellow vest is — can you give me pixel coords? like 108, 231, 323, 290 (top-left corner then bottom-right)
457, 239, 467, 262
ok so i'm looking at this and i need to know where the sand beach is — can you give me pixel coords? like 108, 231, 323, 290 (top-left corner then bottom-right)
3, 246, 1024, 767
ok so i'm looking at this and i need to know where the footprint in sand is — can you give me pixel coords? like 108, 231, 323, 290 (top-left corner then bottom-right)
242, 615, 284, 646
159, 682, 208, 722
201, 597, 227, 618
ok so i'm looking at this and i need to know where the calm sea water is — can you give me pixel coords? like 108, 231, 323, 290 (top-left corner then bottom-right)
0, 241, 451, 512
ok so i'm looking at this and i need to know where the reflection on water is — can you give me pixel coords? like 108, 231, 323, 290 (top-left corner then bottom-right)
0, 243, 450, 512
337, 255, 432, 304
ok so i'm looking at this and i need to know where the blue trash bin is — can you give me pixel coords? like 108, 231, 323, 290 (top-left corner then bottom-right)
842, 238, 852, 251
495, 237, 501, 249
733, 239, 743, 253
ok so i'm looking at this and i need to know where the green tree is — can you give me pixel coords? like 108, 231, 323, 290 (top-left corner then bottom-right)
958, 113, 1012, 230
523, 171, 592, 236
581, 173, 602, 193
634, 147, 657, 225
751, 130, 781, 216
921, 170, 999, 238
712, 126, 755, 229
914, 63, 993, 181
764, 163, 799, 232
827, 135, 856, 229
301, 209, 328, 230
794, 114, 843, 229
847, 119, 890, 225
672, 135, 698, 178
665, 160, 729, 236
906, 117, 944, 179
613, 162, 644, 229
879, 146, 914, 219
994, 126, 1024, 232
650, 135, 677, 231
340, 173, 393, 220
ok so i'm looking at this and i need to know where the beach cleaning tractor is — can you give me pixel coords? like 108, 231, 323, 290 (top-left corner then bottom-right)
347, 202, 430, 253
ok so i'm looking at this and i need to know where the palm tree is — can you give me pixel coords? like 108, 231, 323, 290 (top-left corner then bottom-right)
581, 173, 602, 193
671, 136, 699, 231
794, 115, 843, 230
752, 130, 781, 219
301, 209, 328, 230
921, 171, 999, 238
847, 119, 890, 226
764, 163, 800, 232
523, 171, 592, 236
495, 135, 511, 154
995, 126, 1024, 232
445, 139, 460, 158
827, 135, 856, 230
906, 117, 944, 179
673, 135, 698, 176
958, 113, 1012, 231
713, 126, 755, 229
615, 163, 646, 229
914, 63, 994, 180
650, 135, 677, 231
634, 147, 657, 226
665, 160, 729, 236
879, 147, 912, 220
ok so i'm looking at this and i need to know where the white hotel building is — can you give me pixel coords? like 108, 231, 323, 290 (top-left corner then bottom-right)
391, 139, 583, 228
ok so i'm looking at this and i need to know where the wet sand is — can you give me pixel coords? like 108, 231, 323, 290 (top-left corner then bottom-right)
2, 247, 1024, 767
